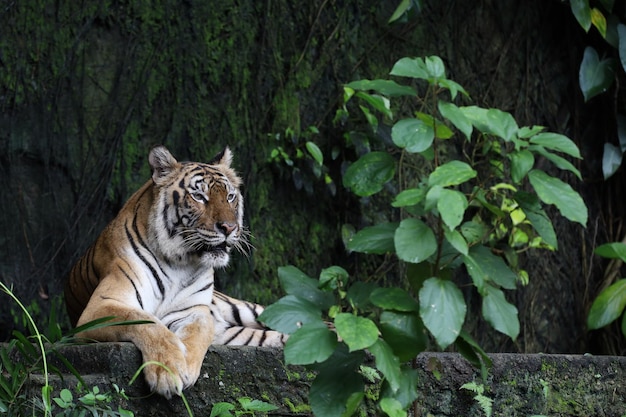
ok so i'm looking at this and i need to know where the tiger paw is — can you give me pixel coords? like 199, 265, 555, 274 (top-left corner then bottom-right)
140, 336, 190, 398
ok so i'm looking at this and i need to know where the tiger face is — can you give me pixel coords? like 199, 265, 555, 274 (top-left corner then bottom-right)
148, 146, 246, 269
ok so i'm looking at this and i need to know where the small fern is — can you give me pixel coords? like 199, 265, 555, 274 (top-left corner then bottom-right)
461, 381, 494, 417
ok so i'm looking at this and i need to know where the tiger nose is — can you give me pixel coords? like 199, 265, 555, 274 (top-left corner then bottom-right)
216, 222, 237, 235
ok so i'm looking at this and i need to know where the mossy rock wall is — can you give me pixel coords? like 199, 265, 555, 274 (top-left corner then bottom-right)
21, 343, 626, 416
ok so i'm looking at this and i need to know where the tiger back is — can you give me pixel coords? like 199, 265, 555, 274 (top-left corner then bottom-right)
65, 146, 286, 399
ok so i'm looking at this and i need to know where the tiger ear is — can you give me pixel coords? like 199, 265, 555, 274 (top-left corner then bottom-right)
209, 147, 233, 167
149, 146, 179, 185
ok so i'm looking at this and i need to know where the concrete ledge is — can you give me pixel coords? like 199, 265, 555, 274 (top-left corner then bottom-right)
21, 343, 626, 416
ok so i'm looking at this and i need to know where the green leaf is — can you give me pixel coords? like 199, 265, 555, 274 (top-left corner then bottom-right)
570, 0, 591, 31
416, 112, 454, 139
380, 367, 419, 409
588, 279, 626, 329
530, 145, 582, 180
419, 277, 466, 349
238, 398, 279, 412
424, 55, 446, 79
278, 266, 334, 309
310, 346, 364, 417
527, 169, 588, 226
388, 0, 411, 23
347, 222, 399, 254
437, 189, 468, 230
459, 106, 519, 141
444, 228, 468, 256
528, 132, 582, 159
518, 125, 545, 138
355, 92, 392, 119
390, 57, 429, 79
602, 142, 623, 180
258, 295, 322, 334
369, 339, 402, 393
379, 310, 426, 362
509, 150, 535, 183
460, 221, 489, 245
591, 7, 607, 38
428, 160, 477, 187
392, 187, 427, 207
438, 101, 472, 140
210, 402, 236, 417
391, 118, 435, 153
370, 287, 419, 312
343, 152, 396, 197
379, 398, 406, 417
463, 246, 516, 292
306, 141, 323, 165
346, 79, 417, 97
319, 265, 349, 290
335, 313, 379, 351
595, 242, 626, 261
514, 191, 558, 249
437, 78, 469, 100
285, 321, 337, 365
482, 285, 519, 339
455, 331, 492, 381
579, 46, 616, 102
394, 218, 437, 263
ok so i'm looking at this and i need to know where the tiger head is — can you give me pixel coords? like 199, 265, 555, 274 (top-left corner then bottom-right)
147, 146, 246, 268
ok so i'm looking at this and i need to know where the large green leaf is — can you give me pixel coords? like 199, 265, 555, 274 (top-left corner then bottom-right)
379, 368, 419, 410
390, 57, 429, 80
527, 169, 588, 226
463, 245, 517, 291
595, 242, 626, 261
438, 101, 472, 140
528, 132, 582, 159
513, 191, 558, 249
379, 310, 426, 362
347, 222, 399, 254
419, 277, 466, 349
343, 152, 396, 197
482, 285, 519, 340
391, 118, 435, 153
370, 287, 419, 312
587, 279, 626, 329
444, 228, 468, 256
459, 106, 518, 141
355, 92, 392, 119
310, 346, 365, 417
394, 218, 437, 263
379, 398, 406, 417
579, 46, 616, 102
570, 0, 592, 32
306, 141, 323, 165
345, 79, 417, 97
530, 145, 582, 180
509, 150, 535, 183
428, 160, 477, 187
278, 266, 334, 309
335, 313, 379, 351
369, 339, 402, 393
437, 189, 467, 230
258, 295, 322, 334
284, 321, 337, 365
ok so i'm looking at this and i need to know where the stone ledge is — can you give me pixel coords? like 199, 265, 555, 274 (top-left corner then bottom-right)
18, 343, 626, 416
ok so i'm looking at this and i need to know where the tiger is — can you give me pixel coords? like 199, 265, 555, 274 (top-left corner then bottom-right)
64, 146, 287, 399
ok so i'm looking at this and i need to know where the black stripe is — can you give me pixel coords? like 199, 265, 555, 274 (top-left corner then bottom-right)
117, 265, 143, 309
124, 221, 164, 296
222, 327, 245, 345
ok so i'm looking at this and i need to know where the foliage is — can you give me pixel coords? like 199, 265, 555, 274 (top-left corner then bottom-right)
0, 281, 136, 416
209, 397, 279, 417
268, 126, 336, 195
587, 242, 626, 333
568, 0, 626, 179
260, 54, 587, 417
460, 381, 493, 417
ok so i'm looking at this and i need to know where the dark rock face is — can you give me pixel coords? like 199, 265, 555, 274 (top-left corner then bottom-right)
27, 343, 626, 416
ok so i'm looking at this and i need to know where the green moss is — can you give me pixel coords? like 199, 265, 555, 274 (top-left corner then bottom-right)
283, 398, 312, 414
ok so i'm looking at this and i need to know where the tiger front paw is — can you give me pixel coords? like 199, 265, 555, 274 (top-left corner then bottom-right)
141, 337, 193, 399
